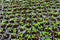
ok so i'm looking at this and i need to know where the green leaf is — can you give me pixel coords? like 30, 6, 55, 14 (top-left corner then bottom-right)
32, 27, 37, 33
19, 33, 23, 37
38, 26, 43, 29
19, 37, 23, 40
32, 34, 36, 38
25, 34, 31, 39
26, 29, 31, 34
8, 27, 11, 30
57, 32, 60, 35
13, 28, 17, 33
0, 29, 2, 32
45, 38, 51, 40
33, 23, 38, 27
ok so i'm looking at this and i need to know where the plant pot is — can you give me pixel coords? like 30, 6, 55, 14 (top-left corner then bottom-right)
32, 27, 38, 34
33, 23, 38, 28
19, 22, 24, 26
9, 19, 14, 23
25, 34, 31, 40
26, 29, 31, 34
13, 23, 19, 28
52, 27, 57, 31
7, 26, 12, 33
54, 32, 60, 38
25, 23, 31, 28
2, 19, 8, 23
38, 26, 43, 31
45, 26, 52, 32
1, 23, 6, 29
0, 29, 4, 34
26, 18, 31, 23
32, 18, 37, 23
9, 29, 13, 33
21, 18, 26, 23
4, 34, 9, 39
7, 23, 12, 27
20, 27, 25, 31
18, 33, 24, 38
11, 34, 16, 39
10, 15, 14, 18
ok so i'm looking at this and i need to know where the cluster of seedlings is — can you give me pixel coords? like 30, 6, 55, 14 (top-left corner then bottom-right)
0, 0, 60, 40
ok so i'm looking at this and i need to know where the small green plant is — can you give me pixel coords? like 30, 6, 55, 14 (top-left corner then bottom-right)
13, 28, 17, 33
51, 15, 55, 19
19, 22, 24, 26
32, 27, 38, 33
25, 23, 31, 28
40, 33, 43, 37
26, 17, 31, 21
2, 20, 8, 23
1, 12, 5, 15
52, 26, 57, 31
56, 21, 60, 26
26, 29, 31, 34
26, 9, 31, 13
19, 33, 23, 38
19, 37, 23, 40
55, 38, 60, 40
32, 18, 37, 21
33, 23, 38, 27
9, 18, 14, 23
42, 32, 46, 36
25, 34, 31, 40
45, 26, 52, 31
4, 34, 9, 39
1, 22, 6, 28
13, 18, 19, 22
32, 13, 36, 16
13, 23, 19, 28
20, 26, 25, 31
44, 37, 51, 40
15, 13, 19, 17
42, 31, 51, 36
6, 15, 9, 18
31, 34, 36, 39
8, 27, 13, 33
10, 14, 14, 18
11, 33, 16, 39
8, 27, 11, 30
39, 18, 43, 22
56, 32, 60, 36
7, 23, 12, 27
0, 29, 3, 33
21, 14, 25, 17
38, 25, 43, 31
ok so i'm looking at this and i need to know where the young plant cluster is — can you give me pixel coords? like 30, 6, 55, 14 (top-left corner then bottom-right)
0, 0, 60, 40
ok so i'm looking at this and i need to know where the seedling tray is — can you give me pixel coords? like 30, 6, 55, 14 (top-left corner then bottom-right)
0, 0, 60, 40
